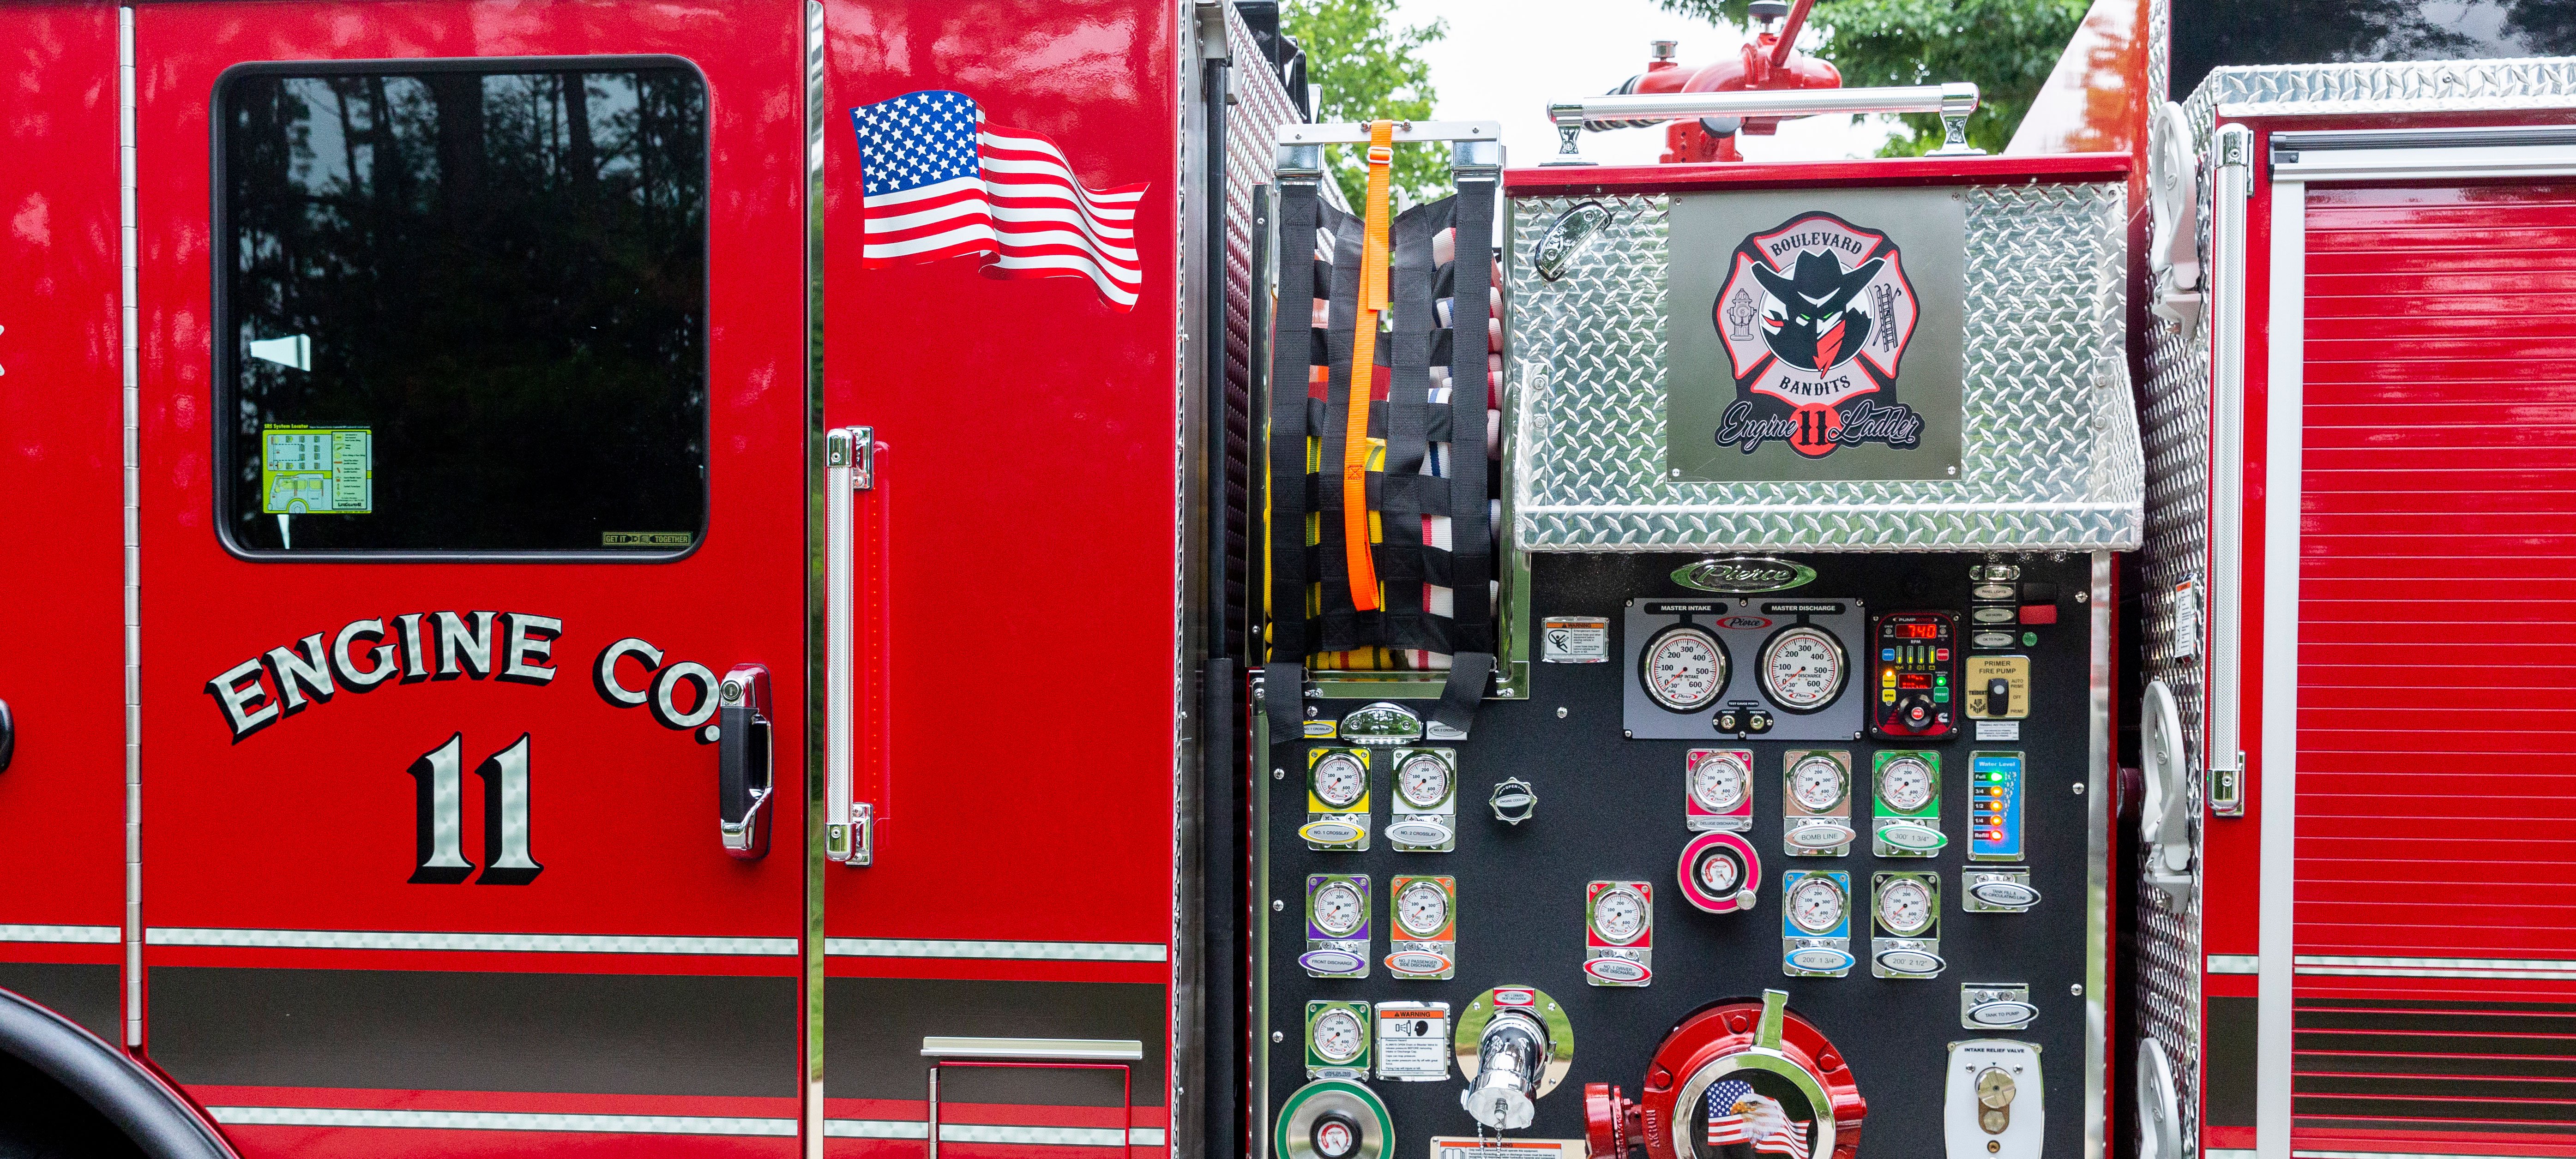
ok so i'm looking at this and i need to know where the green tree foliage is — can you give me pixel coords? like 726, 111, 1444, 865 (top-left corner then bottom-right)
1655, 0, 2088, 155
1281, 0, 1451, 205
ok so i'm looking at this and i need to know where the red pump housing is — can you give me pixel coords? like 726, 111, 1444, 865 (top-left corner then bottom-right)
1610, 0, 1840, 162
1584, 992, 1867, 1159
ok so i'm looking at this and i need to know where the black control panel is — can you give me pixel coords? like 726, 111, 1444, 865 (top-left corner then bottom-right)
1260, 552, 2101, 1159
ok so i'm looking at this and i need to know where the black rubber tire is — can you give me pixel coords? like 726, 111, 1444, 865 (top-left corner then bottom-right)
0, 990, 232, 1159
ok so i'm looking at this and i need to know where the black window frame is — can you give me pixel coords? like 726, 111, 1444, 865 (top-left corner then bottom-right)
209, 54, 714, 564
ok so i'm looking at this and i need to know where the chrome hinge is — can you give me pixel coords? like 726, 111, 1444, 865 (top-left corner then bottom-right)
829, 426, 876, 490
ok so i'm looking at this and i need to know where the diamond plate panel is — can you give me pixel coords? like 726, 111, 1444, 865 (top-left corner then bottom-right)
2192, 57, 2576, 119
1509, 183, 2140, 552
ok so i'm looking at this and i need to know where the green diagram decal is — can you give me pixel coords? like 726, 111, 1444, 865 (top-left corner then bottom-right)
262, 426, 372, 515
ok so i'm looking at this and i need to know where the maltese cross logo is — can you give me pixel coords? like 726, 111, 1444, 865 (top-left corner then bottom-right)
1711, 211, 1923, 458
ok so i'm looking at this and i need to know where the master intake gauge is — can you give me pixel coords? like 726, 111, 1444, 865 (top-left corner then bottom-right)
1640, 625, 1729, 714
1759, 625, 1847, 714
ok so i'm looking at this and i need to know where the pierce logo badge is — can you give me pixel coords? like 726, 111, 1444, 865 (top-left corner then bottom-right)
1712, 211, 1924, 458
1671, 557, 1817, 595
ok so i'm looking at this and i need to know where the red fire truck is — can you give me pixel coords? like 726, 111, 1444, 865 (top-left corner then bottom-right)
3, 2, 2573, 1159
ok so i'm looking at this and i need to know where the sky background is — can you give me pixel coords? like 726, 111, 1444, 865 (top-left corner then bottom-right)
1388, 0, 1899, 166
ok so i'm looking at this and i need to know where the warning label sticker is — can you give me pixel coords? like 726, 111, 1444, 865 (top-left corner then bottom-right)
261, 426, 372, 515
1429, 1139, 1585, 1159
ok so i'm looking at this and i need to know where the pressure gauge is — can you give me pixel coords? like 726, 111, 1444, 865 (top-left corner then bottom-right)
1396, 878, 1451, 937
1593, 884, 1648, 944
1313, 880, 1366, 937
1878, 876, 1935, 936
1313, 752, 1366, 808
1760, 625, 1847, 712
1641, 625, 1729, 713
1311, 1007, 1366, 1064
1880, 755, 1936, 812
1690, 751, 1749, 813
1397, 753, 1452, 808
1697, 848, 1743, 895
1789, 753, 1849, 812
1788, 874, 1848, 934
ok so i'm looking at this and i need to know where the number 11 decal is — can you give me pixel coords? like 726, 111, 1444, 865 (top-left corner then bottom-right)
406, 733, 543, 885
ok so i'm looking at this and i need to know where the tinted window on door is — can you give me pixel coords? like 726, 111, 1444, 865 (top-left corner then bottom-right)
217, 63, 707, 556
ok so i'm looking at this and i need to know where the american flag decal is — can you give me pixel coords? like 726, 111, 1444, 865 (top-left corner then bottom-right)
1704, 1078, 1813, 1159
852, 89, 1148, 310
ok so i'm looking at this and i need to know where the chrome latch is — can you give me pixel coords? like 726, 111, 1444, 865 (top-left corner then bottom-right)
717, 664, 773, 859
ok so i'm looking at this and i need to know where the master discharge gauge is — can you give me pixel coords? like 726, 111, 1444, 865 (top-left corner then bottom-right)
1760, 625, 1848, 714
1640, 625, 1728, 714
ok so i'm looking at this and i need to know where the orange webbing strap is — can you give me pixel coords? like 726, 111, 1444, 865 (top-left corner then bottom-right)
1340, 120, 1396, 612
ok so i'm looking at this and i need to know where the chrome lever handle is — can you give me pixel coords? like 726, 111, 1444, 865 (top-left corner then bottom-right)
717, 665, 772, 859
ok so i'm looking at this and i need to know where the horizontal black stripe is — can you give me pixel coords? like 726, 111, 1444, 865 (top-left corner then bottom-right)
823, 978, 1165, 1106
149, 967, 794, 1097
2297, 1113, 2576, 1136
0, 963, 120, 1045
2300, 1073, 2576, 1102
2297, 997, 2576, 1015
2299, 1008, 2576, 1038
2296, 1051, 2576, 1080
2297, 1029, 2576, 1059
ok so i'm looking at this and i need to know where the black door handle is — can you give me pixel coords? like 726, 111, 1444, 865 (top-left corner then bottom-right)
716, 667, 771, 859
0, 698, 13, 772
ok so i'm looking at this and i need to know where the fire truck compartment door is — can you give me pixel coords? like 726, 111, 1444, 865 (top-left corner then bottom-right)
130, 6, 812, 1153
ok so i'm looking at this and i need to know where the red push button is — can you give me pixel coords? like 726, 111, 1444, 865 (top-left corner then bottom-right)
2018, 604, 2057, 625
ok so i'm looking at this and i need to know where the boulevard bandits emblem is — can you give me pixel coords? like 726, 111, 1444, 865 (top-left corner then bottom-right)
1713, 211, 1923, 458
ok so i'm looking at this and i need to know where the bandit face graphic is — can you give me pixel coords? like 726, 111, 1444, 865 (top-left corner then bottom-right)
1711, 211, 1925, 459
1750, 249, 1885, 373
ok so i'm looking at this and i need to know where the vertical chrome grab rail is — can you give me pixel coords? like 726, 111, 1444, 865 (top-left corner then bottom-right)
825, 426, 873, 861
2204, 124, 2252, 816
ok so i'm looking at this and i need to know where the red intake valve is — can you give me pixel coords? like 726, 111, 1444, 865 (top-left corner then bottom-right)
1583, 990, 1866, 1159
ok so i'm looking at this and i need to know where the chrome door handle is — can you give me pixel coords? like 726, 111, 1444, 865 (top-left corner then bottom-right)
717, 665, 772, 859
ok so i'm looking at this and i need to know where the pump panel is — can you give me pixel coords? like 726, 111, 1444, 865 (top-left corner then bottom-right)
1259, 552, 2103, 1158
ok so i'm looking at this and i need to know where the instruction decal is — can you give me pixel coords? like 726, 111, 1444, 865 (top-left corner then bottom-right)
262, 425, 373, 514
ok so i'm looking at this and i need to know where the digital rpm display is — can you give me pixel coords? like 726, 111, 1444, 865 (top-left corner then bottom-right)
1641, 625, 1729, 713
1760, 625, 1847, 713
